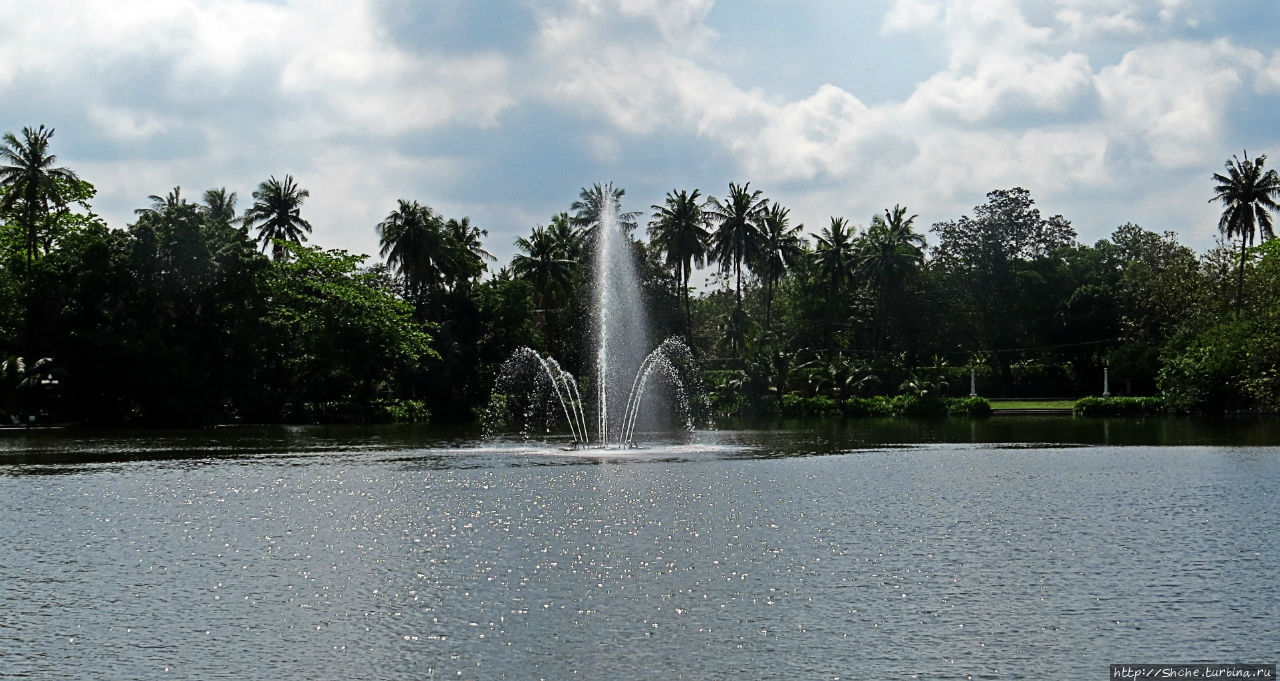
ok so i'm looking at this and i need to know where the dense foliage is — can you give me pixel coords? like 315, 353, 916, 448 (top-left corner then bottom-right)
1, 126, 1278, 425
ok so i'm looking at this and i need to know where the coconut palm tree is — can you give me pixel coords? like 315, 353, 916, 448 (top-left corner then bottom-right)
445, 216, 495, 290
880, 204, 925, 251
0, 125, 79, 265
754, 202, 805, 331
649, 188, 710, 342
719, 306, 756, 362
813, 217, 857, 349
1210, 151, 1280, 311
857, 205, 924, 350
571, 182, 640, 246
707, 182, 768, 310
546, 211, 584, 262
134, 186, 189, 218
0, 355, 53, 427
377, 199, 446, 309
202, 187, 240, 228
243, 174, 312, 261
513, 223, 579, 330
814, 217, 857, 295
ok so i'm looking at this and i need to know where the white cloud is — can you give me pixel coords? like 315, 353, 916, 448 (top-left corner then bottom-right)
588, 133, 624, 163
905, 50, 1094, 122
1096, 40, 1256, 167
535, 0, 1111, 202
614, 0, 717, 44
1258, 51, 1280, 93
4, 0, 514, 140
301, 147, 473, 257
940, 0, 1054, 70
1157, 0, 1187, 24
87, 105, 170, 141
1053, 0, 1145, 38
882, 0, 942, 32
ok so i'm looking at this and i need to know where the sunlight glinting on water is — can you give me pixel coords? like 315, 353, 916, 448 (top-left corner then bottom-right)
1, 426, 1278, 679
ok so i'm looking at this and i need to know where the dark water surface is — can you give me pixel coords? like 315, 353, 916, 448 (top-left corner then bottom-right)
1, 417, 1277, 679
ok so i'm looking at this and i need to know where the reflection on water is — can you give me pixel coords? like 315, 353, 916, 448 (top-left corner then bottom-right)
1, 419, 1278, 679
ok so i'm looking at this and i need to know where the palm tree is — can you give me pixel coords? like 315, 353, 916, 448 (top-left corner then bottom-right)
377, 199, 446, 309
571, 182, 640, 246
1210, 151, 1280, 311
857, 205, 924, 350
1, 126, 79, 364
813, 217, 857, 349
0, 125, 79, 266
754, 202, 805, 331
546, 211, 583, 262
513, 222, 579, 333
445, 216, 495, 291
649, 188, 711, 342
242, 174, 312, 261
202, 187, 240, 228
707, 182, 768, 309
814, 217, 857, 294
719, 306, 756, 361
0, 355, 53, 427
135, 186, 189, 218
880, 204, 925, 251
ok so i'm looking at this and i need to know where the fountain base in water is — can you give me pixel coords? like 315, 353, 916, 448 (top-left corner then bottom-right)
562, 440, 643, 451
485, 337, 698, 446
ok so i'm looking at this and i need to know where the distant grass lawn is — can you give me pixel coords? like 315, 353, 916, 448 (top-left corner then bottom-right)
989, 400, 1076, 410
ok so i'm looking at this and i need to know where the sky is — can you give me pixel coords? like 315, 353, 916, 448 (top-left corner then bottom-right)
3, 0, 1279, 270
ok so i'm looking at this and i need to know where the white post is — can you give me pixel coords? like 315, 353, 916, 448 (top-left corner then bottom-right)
969, 367, 977, 398
1102, 366, 1111, 398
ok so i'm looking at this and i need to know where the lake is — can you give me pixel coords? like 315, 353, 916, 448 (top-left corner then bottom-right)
2, 417, 1277, 679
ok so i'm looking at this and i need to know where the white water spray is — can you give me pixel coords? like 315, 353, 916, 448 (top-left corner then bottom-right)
488, 185, 697, 448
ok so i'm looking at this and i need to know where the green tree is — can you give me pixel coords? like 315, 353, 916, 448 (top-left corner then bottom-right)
546, 211, 583, 261
243, 174, 312, 262
857, 205, 923, 351
1104, 223, 1202, 390
812, 217, 856, 349
202, 187, 240, 229
0, 355, 53, 424
134, 186, 190, 219
1210, 151, 1280, 312
0, 125, 80, 267
571, 182, 640, 244
649, 188, 710, 342
377, 199, 448, 311
754, 202, 805, 332
512, 222, 578, 319
445, 215, 495, 291
930, 188, 1077, 390
707, 182, 768, 310
264, 244, 435, 419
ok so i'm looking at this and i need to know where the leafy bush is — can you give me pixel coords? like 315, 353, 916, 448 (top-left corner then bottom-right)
374, 399, 430, 424
1157, 320, 1253, 412
782, 393, 840, 417
890, 393, 948, 415
843, 396, 895, 416
301, 398, 430, 424
1072, 396, 1162, 415
946, 396, 992, 416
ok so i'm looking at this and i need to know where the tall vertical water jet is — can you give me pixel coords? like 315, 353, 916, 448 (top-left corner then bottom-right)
592, 186, 649, 446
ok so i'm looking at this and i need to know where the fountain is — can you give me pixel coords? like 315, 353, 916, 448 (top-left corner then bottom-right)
487, 190, 697, 448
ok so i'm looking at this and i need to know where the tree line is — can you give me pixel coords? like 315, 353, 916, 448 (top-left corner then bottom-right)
2, 124, 1278, 425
